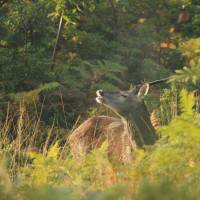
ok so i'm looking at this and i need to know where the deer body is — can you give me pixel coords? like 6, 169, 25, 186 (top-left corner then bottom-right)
69, 116, 135, 162
69, 83, 157, 163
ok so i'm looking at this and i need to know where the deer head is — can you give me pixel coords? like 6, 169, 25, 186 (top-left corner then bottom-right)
96, 83, 156, 147
96, 84, 149, 118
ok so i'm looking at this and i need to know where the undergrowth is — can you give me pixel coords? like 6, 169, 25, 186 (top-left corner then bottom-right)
1, 89, 200, 199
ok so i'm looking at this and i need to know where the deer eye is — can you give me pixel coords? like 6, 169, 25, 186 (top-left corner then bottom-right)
120, 92, 128, 98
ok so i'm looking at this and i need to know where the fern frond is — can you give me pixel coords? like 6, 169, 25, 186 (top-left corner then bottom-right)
8, 82, 61, 103
180, 89, 195, 115
47, 142, 60, 159
170, 61, 200, 84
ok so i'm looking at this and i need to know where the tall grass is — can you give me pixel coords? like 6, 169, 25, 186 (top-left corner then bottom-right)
0, 101, 67, 180
1, 89, 200, 199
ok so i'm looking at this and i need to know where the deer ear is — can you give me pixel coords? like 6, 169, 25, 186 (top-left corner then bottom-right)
137, 83, 149, 97
129, 83, 134, 90
129, 85, 138, 94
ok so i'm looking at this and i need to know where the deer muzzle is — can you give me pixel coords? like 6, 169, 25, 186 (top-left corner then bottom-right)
96, 89, 104, 104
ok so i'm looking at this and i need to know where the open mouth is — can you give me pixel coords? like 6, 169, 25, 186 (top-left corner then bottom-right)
96, 90, 104, 104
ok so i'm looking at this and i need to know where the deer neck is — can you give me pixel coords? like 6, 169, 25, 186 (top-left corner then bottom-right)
122, 117, 144, 148
122, 112, 156, 148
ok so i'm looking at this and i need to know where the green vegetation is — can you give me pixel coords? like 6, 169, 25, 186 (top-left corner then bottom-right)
1, 90, 200, 199
1, 0, 200, 199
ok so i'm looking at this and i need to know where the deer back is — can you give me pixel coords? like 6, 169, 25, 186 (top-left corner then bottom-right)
68, 116, 135, 163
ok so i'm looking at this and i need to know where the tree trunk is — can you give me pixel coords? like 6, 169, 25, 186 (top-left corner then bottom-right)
51, 12, 64, 70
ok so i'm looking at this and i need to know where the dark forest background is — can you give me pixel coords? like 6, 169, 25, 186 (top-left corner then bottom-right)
1, 0, 199, 128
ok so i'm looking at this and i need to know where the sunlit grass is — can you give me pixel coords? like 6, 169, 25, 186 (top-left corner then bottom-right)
0, 89, 200, 199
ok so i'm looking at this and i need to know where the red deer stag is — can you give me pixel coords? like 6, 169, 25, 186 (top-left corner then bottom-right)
69, 78, 168, 163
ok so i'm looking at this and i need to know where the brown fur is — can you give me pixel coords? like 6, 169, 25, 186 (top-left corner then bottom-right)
68, 116, 135, 163
68, 110, 159, 163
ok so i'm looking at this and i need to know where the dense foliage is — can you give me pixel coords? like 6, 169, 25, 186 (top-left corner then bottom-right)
1, 89, 200, 199
1, 0, 187, 126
